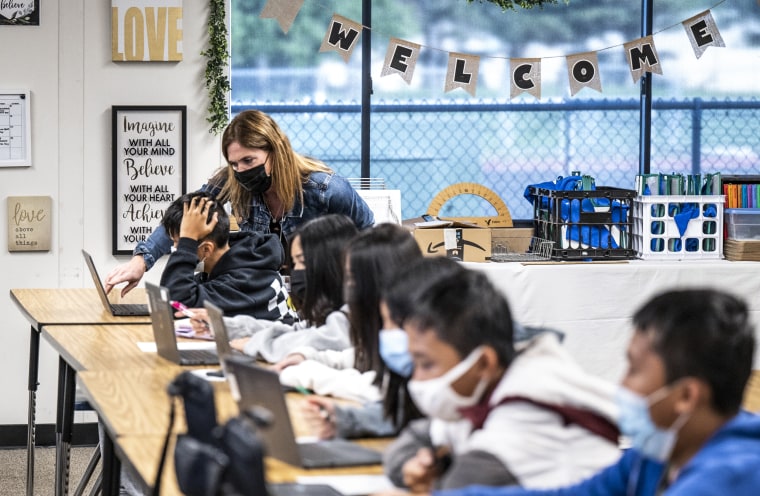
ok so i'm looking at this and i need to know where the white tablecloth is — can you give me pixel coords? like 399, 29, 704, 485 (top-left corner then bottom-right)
466, 259, 760, 382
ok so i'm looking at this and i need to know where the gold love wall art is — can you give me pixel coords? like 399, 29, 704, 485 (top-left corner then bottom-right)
112, 0, 183, 62
7, 196, 51, 252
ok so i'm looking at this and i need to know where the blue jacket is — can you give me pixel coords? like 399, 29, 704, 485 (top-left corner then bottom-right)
436, 411, 760, 496
134, 171, 374, 269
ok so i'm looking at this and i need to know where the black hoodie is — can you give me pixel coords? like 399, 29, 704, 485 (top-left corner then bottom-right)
160, 231, 291, 320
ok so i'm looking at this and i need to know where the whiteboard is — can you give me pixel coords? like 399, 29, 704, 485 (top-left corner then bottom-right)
0, 90, 31, 167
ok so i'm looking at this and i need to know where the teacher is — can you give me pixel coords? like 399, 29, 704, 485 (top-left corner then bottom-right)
105, 109, 374, 296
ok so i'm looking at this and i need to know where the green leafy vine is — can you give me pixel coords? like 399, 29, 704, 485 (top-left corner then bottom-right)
465, 0, 564, 10
201, 0, 231, 135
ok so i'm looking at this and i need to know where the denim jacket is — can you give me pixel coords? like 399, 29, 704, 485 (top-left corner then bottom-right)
133, 171, 374, 270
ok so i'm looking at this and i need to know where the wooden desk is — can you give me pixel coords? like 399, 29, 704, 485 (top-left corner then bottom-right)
78, 369, 390, 496
9, 288, 149, 496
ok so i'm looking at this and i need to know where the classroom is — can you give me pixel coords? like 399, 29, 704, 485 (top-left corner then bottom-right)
3, 1, 760, 495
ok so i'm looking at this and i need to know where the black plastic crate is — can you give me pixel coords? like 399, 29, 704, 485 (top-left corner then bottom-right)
530, 186, 637, 260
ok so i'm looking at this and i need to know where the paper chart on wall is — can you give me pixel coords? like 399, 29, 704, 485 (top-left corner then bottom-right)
0, 90, 31, 167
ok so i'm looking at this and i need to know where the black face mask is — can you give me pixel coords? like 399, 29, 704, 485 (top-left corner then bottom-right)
234, 165, 272, 194
289, 269, 307, 309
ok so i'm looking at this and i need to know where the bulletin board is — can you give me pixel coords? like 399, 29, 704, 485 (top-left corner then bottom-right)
0, 90, 31, 167
112, 105, 186, 255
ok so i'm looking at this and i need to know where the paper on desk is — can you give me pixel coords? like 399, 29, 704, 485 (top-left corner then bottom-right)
136, 341, 217, 352
295, 475, 395, 496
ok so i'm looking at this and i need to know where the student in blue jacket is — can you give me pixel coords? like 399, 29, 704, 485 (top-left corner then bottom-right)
383, 288, 760, 496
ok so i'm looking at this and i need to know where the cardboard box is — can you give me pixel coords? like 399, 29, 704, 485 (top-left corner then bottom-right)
413, 227, 491, 262
490, 227, 534, 254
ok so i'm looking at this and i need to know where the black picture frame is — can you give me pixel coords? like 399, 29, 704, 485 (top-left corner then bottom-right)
0, 0, 40, 25
112, 105, 187, 255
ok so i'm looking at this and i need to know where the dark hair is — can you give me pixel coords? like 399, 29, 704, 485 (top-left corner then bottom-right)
632, 288, 755, 415
386, 257, 515, 368
344, 223, 423, 427
161, 191, 230, 247
294, 214, 358, 326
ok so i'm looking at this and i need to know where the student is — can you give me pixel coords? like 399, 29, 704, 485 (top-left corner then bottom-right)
159, 191, 291, 321
276, 223, 424, 439
105, 109, 374, 295
379, 257, 621, 493
216, 214, 358, 358
388, 288, 760, 496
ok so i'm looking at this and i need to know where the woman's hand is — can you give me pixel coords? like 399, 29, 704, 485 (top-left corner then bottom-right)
300, 396, 337, 439
272, 353, 306, 372
104, 255, 147, 296
230, 337, 251, 352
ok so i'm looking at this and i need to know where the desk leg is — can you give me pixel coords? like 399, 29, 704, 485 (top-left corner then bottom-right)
102, 432, 121, 496
26, 326, 40, 496
55, 357, 76, 496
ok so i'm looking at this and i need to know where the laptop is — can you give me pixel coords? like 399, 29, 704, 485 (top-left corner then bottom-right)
223, 355, 383, 469
82, 249, 150, 316
204, 300, 248, 374
145, 282, 219, 366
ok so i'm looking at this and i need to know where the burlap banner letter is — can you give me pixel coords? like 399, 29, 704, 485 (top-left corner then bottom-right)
444, 52, 479, 96
624, 35, 662, 83
510, 58, 541, 100
381, 38, 421, 85
566, 51, 602, 96
683, 10, 725, 59
319, 14, 362, 63
260, 0, 304, 34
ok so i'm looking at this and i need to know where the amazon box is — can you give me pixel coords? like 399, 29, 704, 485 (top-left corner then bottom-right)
413, 227, 491, 262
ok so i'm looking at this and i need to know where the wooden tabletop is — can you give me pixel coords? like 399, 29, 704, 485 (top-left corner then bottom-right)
79, 368, 391, 495
10, 288, 150, 329
42, 324, 166, 372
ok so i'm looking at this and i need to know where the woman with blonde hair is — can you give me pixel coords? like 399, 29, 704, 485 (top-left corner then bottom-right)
106, 109, 374, 296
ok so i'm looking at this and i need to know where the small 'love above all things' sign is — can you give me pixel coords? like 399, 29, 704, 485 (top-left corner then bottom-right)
7, 195, 52, 252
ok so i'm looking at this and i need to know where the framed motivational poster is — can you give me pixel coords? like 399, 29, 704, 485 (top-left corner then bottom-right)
112, 105, 186, 255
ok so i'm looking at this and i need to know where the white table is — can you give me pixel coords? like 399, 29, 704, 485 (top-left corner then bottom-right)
466, 259, 760, 382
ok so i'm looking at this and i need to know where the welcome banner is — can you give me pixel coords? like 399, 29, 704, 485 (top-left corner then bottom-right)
260, 2, 727, 99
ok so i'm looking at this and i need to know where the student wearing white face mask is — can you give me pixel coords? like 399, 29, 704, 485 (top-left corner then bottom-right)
379, 258, 621, 494
378, 287, 760, 496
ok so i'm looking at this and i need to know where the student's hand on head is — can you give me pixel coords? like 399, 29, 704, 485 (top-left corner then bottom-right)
402, 447, 439, 494
272, 353, 306, 372
229, 337, 251, 352
104, 255, 147, 296
301, 396, 337, 440
180, 196, 218, 241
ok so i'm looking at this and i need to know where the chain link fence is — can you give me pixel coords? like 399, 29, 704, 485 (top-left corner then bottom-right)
232, 99, 760, 221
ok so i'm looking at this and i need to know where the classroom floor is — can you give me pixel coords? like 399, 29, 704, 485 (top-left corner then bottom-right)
0, 446, 100, 496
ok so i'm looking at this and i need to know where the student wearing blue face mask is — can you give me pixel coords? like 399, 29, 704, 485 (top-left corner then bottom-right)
378, 258, 621, 494
382, 288, 760, 496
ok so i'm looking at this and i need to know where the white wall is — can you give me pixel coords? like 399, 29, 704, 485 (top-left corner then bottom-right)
0, 1, 224, 424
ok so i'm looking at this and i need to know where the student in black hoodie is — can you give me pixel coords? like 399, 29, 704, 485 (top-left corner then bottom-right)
159, 191, 292, 321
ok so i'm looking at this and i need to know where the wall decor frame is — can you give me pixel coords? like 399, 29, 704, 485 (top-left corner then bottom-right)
112, 105, 186, 255
0, 90, 32, 167
0, 0, 39, 25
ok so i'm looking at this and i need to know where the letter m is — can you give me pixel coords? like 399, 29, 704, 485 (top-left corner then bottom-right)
629, 44, 657, 71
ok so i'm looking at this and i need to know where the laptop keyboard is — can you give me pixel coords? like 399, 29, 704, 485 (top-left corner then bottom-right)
111, 303, 149, 316
179, 349, 218, 364
298, 440, 382, 467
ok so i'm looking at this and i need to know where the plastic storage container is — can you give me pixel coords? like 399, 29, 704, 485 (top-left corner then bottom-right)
530, 186, 637, 260
632, 195, 724, 260
725, 208, 760, 240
